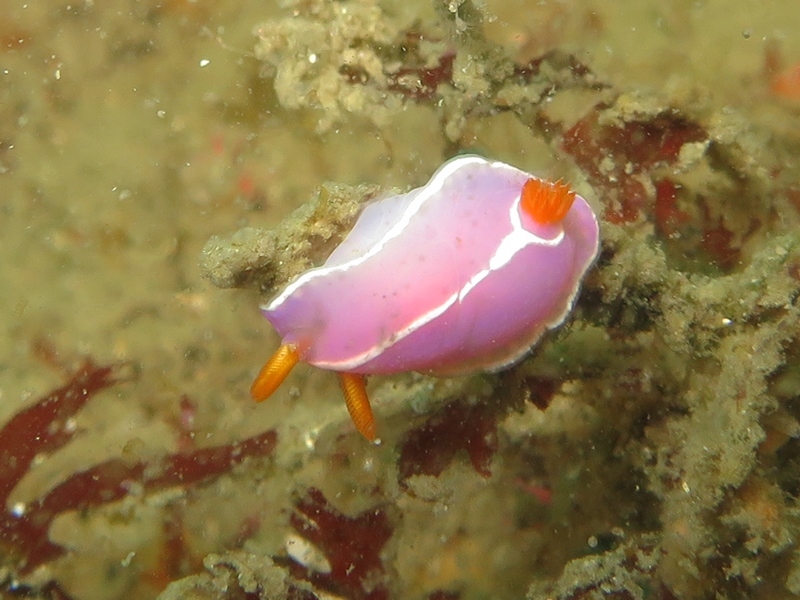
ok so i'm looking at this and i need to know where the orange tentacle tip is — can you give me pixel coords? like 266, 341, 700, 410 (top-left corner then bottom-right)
338, 373, 378, 443
250, 344, 300, 402
520, 177, 576, 225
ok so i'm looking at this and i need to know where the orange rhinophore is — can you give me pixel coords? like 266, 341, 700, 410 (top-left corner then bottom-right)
520, 177, 577, 225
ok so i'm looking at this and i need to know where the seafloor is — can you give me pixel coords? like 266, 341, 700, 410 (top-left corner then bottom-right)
1, 1, 800, 599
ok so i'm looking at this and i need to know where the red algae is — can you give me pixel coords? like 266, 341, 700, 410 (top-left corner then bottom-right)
653, 178, 689, 238
0, 359, 118, 504
387, 51, 456, 101
144, 504, 197, 591
0, 359, 277, 593
561, 110, 707, 226
34, 429, 277, 530
398, 399, 500, 481
287, 488, 393, 600
558, 101, 770, 273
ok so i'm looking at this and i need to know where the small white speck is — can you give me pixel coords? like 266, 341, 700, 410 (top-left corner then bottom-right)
120, 551, 136, 567
587, 535, 598, 548
682, 481, 691, 493
721, 317, 732, 326
308, 53, 317, 64
157, 110, 166, 118
302, 426, 320, 450
11, 502, 26, 517
54, 69, 61, 80
199, 59, 210, 67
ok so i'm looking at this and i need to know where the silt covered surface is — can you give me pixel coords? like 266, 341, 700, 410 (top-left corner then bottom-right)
1, 0, 800, 599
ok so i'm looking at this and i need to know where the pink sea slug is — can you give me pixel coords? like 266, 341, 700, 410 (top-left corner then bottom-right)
250, 155, 600, 441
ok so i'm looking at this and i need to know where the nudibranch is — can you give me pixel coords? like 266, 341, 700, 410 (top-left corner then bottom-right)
251, 155, 599, 442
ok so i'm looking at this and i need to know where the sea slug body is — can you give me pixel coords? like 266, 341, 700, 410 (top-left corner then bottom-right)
251, 155, 600, 441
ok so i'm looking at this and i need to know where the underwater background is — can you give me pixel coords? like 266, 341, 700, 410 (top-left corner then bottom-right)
1, 0, 800, 598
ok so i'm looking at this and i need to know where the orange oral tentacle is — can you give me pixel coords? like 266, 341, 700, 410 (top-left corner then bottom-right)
338, 373, 377, 442
250, 344, 300, 402
520, 177, 576, 225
